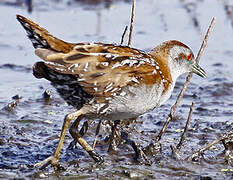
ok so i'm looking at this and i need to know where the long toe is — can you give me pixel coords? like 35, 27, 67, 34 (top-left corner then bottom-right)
34, 155, 60, 170
88, 150, 104, 164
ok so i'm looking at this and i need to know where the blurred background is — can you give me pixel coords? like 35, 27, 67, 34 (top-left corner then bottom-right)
0, 0, 233, 179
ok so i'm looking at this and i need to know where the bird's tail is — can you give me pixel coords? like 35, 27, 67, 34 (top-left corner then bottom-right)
16, 15, 75, 53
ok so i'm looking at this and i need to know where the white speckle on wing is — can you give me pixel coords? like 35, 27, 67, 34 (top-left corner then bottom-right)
83, 62, 89, 72
101, 62, 109, 66
94, 87, 98, 92
104, 86, 113, 93
131, 77, 139, 83
96, 103, 106, 114
77, 78, 86, 82
112, 54, 120, 60
137, 60, 145, 67
78, 73, 84, 78
100, 107, 110, 114
105, 97, 112, 101
120, 91, 126, 96
45, 61, 65, 67
42, 40, 47, 46
152, 70, 157, 74
111, 88, 119, 92
55, 67, 65, 72
68, 63, 80, 70
24, 22, 31, 29
105, 54, 112, 58
112, 62, 121, 69
89, 98, 95, 104
121, 59, 138, 67
106, 83, 113, 89
34, 34, 39, 40
31, 39, 38, 44
156, 66, 160, 70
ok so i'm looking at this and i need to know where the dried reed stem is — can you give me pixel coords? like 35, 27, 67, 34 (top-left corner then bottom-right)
120, 26, 128, 45
187, 130, 233, 161
128, 0, 136, 46
176, 102, 195, 151
155, 17, 216, 142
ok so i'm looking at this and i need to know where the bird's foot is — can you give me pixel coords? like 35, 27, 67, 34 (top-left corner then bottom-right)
34, 155, 65, 171
88, 150, 104, 164
132, 143, 153, 166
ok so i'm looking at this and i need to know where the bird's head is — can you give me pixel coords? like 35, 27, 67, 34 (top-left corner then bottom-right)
149, 40, 207, 81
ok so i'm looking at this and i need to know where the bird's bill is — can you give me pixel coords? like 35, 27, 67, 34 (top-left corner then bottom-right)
192, 63, 207, 78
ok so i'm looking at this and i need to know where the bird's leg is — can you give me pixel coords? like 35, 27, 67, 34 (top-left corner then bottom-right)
34, 109, 84, 170
92, 119, 102, 149
108, 120, 121, 152
120, 131, 151, 165
69, 117, 104, 163
68, 120, 88, 149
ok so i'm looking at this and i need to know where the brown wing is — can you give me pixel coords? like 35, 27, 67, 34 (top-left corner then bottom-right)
16, 14, 76, 53
35, 43, 164, 99
17, 15, 171, 100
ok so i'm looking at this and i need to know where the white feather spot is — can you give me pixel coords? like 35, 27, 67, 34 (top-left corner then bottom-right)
105, 97, 112, 101
105, 54, 112, 58
132, 77, 139, 84
121, 60, 138, 67
101, 62, 109, 66
78, 78, 86, 82
120, 91, 126, 96
100, 107, 110, 114
111, 88, 119, 92
112, 62, 122, 69
45, 61, 64, 67
152, 70, 157, 74
106, 83, 113, 89
96, 103, 106, 114
104, 87, 113, 93
83, 62, 89, 72
68, 63, 80, 70
55, 67, 65, 72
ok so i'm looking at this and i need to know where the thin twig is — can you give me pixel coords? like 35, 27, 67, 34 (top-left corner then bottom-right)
120, 26, 128, 45
128, 0, 136, 46
176, 102, 195, 151
186, 130, 233, 161
196, 17, 216, 64
154, 17, 216, 142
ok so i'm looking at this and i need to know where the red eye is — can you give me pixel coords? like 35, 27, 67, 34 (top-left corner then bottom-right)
187, 54, 192, 61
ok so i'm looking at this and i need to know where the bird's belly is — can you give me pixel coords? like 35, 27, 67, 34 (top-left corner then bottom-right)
104, 84, 165, 120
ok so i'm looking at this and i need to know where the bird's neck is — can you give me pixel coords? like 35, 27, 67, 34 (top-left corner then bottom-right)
149, 48, 184, 83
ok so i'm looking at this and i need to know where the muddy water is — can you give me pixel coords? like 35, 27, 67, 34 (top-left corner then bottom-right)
0, 0, 233, 179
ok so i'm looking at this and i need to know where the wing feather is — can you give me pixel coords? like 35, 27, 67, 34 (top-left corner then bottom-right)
35, 43, 160, 97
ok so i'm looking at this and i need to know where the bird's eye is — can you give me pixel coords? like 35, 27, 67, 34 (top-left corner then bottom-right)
187, 54, 192, 61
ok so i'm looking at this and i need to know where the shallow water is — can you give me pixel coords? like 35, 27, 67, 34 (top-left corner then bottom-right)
0, 0, 233, 179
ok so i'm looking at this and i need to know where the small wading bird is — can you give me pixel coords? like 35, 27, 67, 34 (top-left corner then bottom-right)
16, 15, 206, 170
